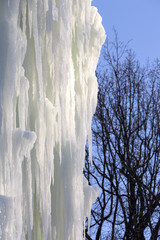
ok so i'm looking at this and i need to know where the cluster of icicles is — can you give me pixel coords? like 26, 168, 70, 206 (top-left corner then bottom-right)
0, 0, 105, 239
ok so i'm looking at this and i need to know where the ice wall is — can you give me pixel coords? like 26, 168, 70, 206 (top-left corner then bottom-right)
0, 0, 105, 239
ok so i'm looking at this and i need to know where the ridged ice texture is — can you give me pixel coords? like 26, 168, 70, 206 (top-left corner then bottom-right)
0, 0, 105, 239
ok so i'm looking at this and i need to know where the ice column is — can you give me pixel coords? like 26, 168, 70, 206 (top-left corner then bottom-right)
0, 0, 105, 239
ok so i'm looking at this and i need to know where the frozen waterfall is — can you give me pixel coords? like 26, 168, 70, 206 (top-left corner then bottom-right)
0, 0, 105, 239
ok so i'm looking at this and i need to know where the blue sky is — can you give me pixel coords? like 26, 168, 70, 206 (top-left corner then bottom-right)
92, 0, 160, 65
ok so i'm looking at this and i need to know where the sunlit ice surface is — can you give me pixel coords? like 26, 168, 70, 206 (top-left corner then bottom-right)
0, 0, 105, 239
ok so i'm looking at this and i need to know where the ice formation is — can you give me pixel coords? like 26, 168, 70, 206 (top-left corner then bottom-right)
0, 0, 105, 239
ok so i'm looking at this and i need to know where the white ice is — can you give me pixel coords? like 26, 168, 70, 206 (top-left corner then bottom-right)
0, 0, 105, 239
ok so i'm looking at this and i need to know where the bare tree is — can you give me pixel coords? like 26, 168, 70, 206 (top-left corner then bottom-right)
84, 32, 160, 240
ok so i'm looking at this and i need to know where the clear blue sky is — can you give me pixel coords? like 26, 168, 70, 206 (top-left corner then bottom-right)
92, 0, 160, 65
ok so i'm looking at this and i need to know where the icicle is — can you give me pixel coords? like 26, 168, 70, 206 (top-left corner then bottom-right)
83, 177, 100, 230
0, 0, 105, 239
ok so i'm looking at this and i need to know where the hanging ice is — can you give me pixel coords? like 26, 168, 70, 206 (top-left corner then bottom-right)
0, 0, 105, 239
